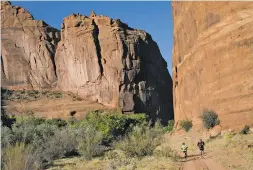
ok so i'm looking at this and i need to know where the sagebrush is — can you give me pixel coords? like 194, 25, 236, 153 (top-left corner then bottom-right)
1, 111, 150, 168
179, 119, 193, 132
116, 121, 163, 157
201, 110, 220, 129
240, 125, 250, 135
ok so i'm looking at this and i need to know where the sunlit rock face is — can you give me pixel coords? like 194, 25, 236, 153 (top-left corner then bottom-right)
172, 2, 253, 130
1, 1, 60, 89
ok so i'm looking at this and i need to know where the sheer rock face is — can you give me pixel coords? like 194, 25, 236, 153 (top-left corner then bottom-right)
1, 2, 173, 121
172, 2, 253, 130
1, 1, 60, 89
55, 13, 173, 122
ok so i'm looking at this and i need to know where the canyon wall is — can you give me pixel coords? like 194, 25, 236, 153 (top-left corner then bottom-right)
55, 12, 173, 122
1, 2, 173, 122
172, 2, 253, 130
1, 1, 60, 89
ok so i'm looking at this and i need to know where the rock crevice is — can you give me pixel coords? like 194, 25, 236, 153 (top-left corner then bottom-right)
92, 19, 104, 76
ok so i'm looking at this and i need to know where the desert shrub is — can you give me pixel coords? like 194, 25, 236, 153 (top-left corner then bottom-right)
1, 112, 150, 167
240, 125, 250, 135
179, 119, 193, 132
1, 126, 15, 149
72, 94, 83, 101
1, 88, 65, 101
76, 125, 105, 160
201, 110, 220, 129
153, 144, 179, 161
1, 107, 15, 128
46, 118, 67, 128
166, 120, 175, 132
116, 121, 163, 158
106, 150, 136, 170
1, 116, 78, 168
224, 132, 236, 141
32, 128, 78, 166
2, 142, 38, 170
10, 117, 51, 144
71, 111, 147, 142
151, 119, 166, 136
47, 91, 63, 99
15, 116, 45, 127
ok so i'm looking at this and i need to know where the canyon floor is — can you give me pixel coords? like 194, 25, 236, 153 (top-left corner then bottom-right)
2, 90, 110, 120
2, 90, 253, 170
47, 132, 253, 170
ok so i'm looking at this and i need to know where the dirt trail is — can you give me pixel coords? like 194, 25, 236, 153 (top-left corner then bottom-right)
180, 155, 227, 170
166, 133, 228, 170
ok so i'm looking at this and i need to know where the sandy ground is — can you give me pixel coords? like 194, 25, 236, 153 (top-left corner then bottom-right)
166, 131, 253, 170
3, 94, 110, 120
179, 155, 227, 170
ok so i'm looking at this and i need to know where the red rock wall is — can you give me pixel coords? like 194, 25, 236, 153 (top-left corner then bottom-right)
172, 2, 253, 130
1, 1, 60, 89
1, 2, 174, 123
55, 13, 174, 123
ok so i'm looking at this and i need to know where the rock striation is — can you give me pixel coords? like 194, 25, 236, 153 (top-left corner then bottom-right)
1, 1, 60, 89
172, 2, 253, 130
55, 12, 173, 122
1, 2, 173, 122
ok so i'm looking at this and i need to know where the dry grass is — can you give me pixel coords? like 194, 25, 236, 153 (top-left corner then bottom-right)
135, 156, 179, 170
47, 157, 108, 170
48, 142, 179, 170
47, 155, 179, 170
164, 130, 253, 170
2, 143, 39, 170
206, 133, 253, 170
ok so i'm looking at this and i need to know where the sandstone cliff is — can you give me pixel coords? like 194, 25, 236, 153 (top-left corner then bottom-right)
172, 2, 253, 130
56, 12, 173, 122
1, 2, 173, 122
1, 1, 60, 89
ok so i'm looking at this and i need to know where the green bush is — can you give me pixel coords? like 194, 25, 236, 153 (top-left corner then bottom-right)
179, 119, 193, 132
166, 120, 174, 132
1, 126, 15, 149
240, 125, 250, 135
1, 116, 74, 168
1, 88, 64, 101
76, 125, 105, 160
1, 107, 15, 128
1, 111, 150, 167
32, 128, 77, 165
201, 110, 220, 129
116, 121, 163, 158
46, 118, 67, 128
71, 111, 147, 142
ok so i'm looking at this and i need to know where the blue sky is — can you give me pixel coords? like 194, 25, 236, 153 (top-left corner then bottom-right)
11, 1, 173, 75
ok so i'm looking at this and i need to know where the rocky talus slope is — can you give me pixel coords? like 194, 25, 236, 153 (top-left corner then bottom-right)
1, 2, 173, 122
172, 2, 253, 130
